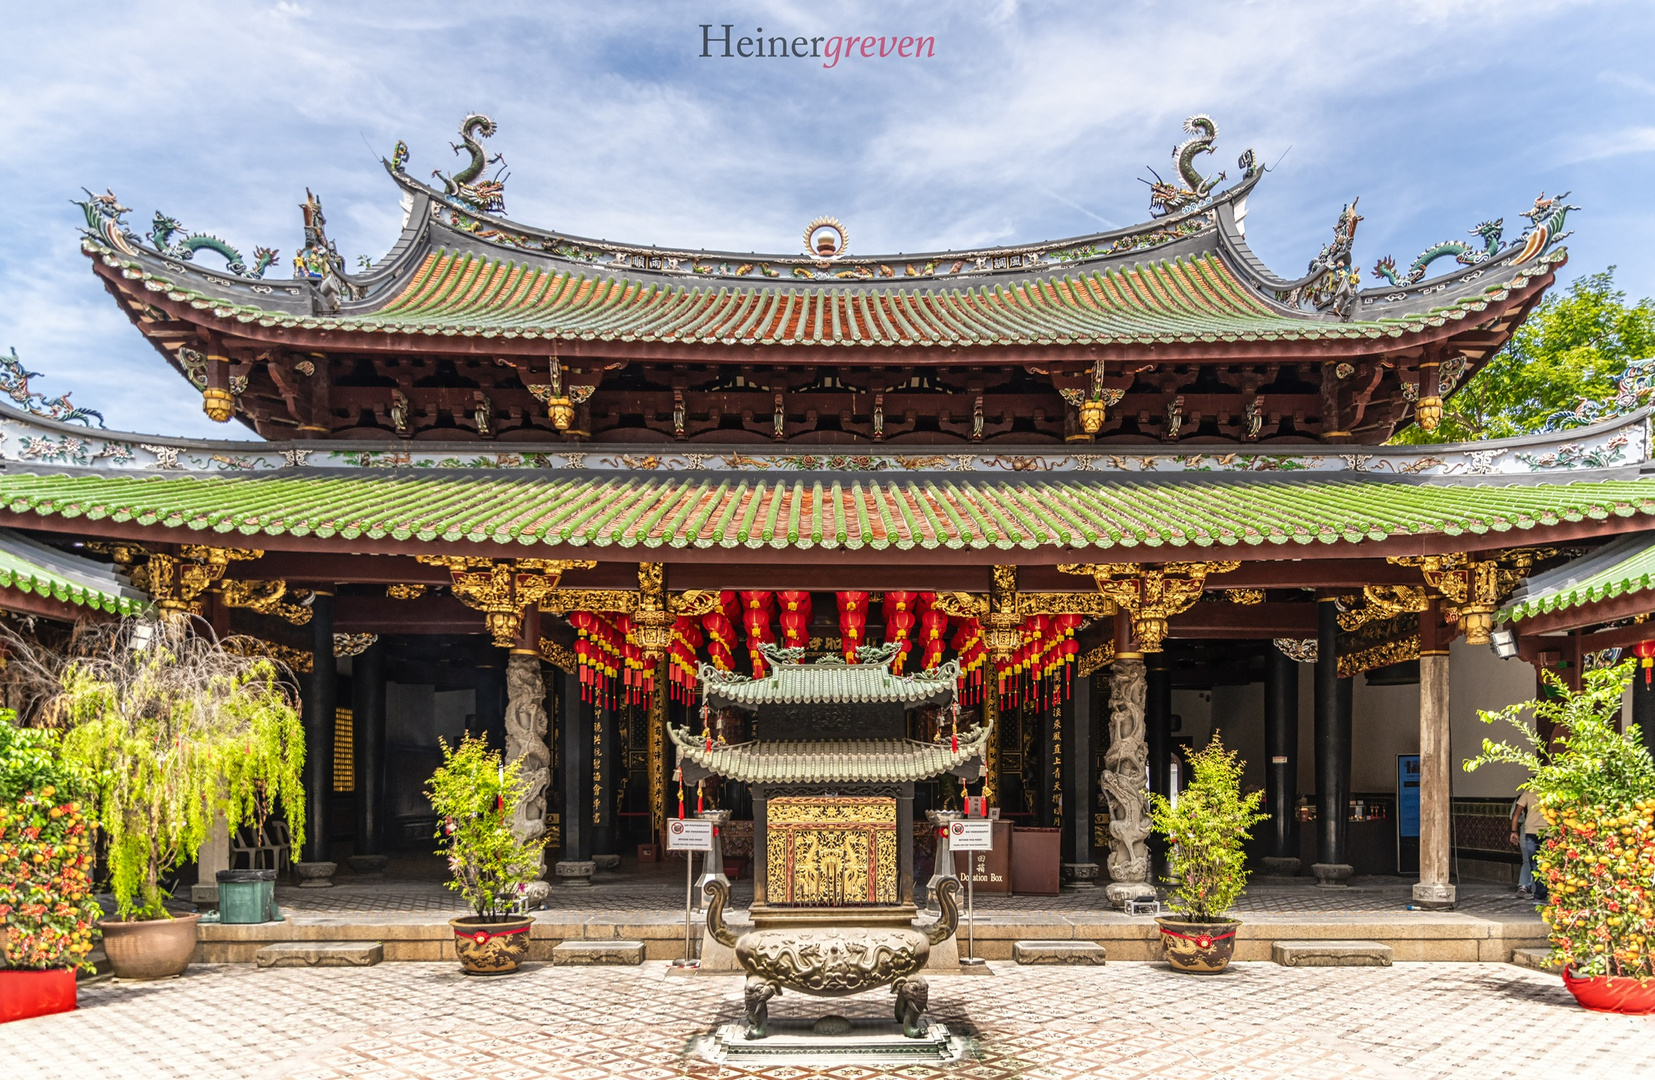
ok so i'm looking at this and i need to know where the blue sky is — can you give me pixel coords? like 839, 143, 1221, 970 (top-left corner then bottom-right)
2, 0, 1651, 438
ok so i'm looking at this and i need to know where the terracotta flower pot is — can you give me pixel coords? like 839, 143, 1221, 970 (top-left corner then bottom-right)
1563, 969, 1655, 1015
97, 913, 200, 980
449, 915, 534, 975
0, 969, 77, 1023
1156, 916, 1241, 974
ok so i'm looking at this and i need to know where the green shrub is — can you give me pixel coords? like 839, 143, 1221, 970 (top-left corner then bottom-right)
1148, 732, 1267, 922
427, 735, 546, 919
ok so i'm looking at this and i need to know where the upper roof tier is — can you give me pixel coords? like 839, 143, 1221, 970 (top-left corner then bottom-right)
78, 114, 1575, 360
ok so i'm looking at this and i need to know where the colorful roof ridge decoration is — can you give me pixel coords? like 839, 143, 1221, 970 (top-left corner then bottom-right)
2, 468, 1655, 555
1500, 533, 1655, 624
75, 113, 1574, 353
1, 402, 1644, 478
0, 528, 150, 617
699, 644, 959, 707
667, 731, 989, 785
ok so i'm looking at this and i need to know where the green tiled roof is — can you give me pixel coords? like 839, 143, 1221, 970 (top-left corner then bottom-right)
0, 529, 149, 617
113, 244, 1547, 347
668, 729, 990, 784
1501, 534, 1655, 623
2, 471, 1654, 553
702, 653, 960, 707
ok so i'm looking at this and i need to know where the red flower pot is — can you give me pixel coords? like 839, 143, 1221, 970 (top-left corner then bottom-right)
0, 969, 77, 1023
1563, 969, 1655, 1015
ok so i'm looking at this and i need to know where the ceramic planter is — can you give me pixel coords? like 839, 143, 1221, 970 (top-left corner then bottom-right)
1563, 969, 1655, 1014
97, 913, 200, 980
449, 915, 534, 975
0, 969, 77, 1023
1155, 916, 1241, 974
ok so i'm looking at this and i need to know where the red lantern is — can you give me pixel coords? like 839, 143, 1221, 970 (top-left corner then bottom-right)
1636, 641, 1655, 686
777, 590, 812, 648
838, 591, 869, 662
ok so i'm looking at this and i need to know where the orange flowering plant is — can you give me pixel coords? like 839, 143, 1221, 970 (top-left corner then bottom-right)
1466, 661, 1655, 979
0, 716, 101, 971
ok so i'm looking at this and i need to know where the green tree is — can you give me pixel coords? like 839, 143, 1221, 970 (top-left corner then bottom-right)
1393, 268, 1655, 444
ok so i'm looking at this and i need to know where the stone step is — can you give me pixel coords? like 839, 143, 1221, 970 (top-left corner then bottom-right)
1510, 947, 1562, 973
552, 940, 646, 965
1272, 940, 1393, 967
1013, 940, 1107, 966
255, 941, 383, 968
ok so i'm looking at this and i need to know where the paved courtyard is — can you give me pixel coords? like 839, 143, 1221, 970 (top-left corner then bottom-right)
5, 960, 1651, 1080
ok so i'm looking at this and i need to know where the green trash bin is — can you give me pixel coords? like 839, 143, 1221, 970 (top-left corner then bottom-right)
216, 868, 280, 923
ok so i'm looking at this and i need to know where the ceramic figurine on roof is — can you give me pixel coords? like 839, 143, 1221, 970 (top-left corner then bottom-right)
294, 189, 361, 314
1143, 114, 1228, 217
432, 113, 508, 215
147, 212, 277, 279
0, 349, 103, 428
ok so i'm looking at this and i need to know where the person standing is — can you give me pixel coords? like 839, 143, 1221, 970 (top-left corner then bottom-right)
1509, 788, 1545, 901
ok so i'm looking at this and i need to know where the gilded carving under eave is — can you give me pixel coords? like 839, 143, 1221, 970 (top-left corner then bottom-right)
219, 578, 314, 625
1058, 561, 1241, 651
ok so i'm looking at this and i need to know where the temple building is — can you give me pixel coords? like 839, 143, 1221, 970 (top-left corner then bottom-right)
3, 113, 1645, 908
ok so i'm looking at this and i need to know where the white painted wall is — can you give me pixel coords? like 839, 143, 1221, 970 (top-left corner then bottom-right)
1185, 641, 1540, 803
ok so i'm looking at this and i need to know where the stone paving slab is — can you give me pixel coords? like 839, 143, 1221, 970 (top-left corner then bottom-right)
5, 961, 1653, 1079
550, 940, 645, 965
1013, 939, 1108, 964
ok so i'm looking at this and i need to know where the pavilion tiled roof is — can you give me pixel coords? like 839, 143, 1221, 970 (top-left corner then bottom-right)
1500, 533, 1655, 624
701, 652, 959, 707
0, 528, 150, 617
668, 730, 990, 784
2, 470, 1654, 553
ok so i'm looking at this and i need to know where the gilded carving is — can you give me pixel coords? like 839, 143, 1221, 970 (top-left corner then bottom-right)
385, 583, 428, 600
1389, 548, 1553, 644
766, 796, 897, 906
417, 556, 596, 646
1225, 588, 1265, 606
1058, 561, 1240, 651
1076, 642, 1116, 678
219, 578, 313, 625
134, 546, 262, 616
1337, 584, 1428, 632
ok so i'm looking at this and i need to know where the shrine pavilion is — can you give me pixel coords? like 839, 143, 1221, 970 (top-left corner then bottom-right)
2, 113, 1648, 909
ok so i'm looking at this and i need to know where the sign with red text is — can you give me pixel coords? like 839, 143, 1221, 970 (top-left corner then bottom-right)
667, 819, 714, 851
950, 819, 994, 851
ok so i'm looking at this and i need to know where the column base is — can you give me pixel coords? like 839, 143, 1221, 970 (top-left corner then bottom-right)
294, 861, 337, 889
592, 854, 621, 872
346, 854, 389, 878
1311, 862, 1354, 889
1104, 881, 1156, 908
1262, 856, 1302, 877
1411, 882, 1457, 909
555, 859, 595, 886
1062, 862, 1101, 889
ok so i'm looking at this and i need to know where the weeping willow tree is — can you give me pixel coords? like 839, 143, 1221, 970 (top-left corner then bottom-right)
4, 619, 305, 920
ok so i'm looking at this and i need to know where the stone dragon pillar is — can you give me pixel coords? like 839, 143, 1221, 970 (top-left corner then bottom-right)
1100, 655, 1154, 907
506, 610, 553, 907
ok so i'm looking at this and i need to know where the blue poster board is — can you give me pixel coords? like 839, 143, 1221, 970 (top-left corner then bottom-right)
1397, 755, 1421, 839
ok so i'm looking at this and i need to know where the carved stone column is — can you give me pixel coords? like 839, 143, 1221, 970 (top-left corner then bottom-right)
506, 608, 553, 906
1101, 655, 1153, 907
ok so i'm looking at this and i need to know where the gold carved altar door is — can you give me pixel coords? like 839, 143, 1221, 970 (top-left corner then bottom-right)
766, 796, 898, 906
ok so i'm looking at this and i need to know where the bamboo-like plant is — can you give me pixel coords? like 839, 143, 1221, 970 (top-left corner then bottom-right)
5, 620, 306, 921
1148, 732, 1268, 922
428, 735, 546, 920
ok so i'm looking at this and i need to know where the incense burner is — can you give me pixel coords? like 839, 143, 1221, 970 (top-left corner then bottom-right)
704, 876, 960, 1039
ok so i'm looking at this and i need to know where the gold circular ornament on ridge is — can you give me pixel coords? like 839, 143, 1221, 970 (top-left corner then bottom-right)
804, 217, 848, 260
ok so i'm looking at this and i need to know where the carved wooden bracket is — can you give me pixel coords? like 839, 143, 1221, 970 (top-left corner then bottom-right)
1057, 561, 1241, 651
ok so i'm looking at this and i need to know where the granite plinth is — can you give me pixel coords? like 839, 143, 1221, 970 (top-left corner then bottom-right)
693, 1019, 966, 1066
255, 941, 382, 968
1013, 940, 1107, 965
551, 940, 645, 965
1272, 940, 1393, 967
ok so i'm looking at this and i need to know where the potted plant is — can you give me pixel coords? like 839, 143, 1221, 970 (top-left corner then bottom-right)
429, 735, 547, 975
0, 719, 101, 1022
1466, 660, 1655, 1014
11, 620, 305, 980
1148, 732, 1267, 974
